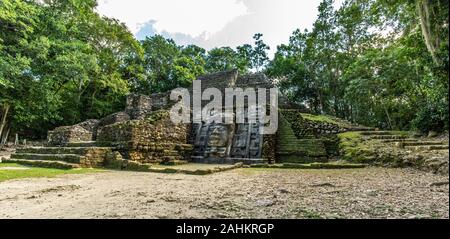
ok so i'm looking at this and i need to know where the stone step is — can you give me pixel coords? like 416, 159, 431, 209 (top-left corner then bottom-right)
231, 158, 267, 165
3, 158, 81, 169
380, 139, 419, 143
277, 151, 328, 156
121, 143, 193, 152
162, 150, 182, 156
347, 127, 374, 131
280, 136, 300, 139
360, 131, 398, 136
65, 141, 97, 147
160, 160, 189, 166
401, 141, 447, 147
369, 135, 409, 140
190, 157, 265, 165
17, 147, 110, 155
278, 155, 328, 164
278, 141, 324, 144
11, 153, 83, 164
278, 139, 325, 144
405, 145, 449, 151
161, 155, 185, 162
278, 144, 326, 149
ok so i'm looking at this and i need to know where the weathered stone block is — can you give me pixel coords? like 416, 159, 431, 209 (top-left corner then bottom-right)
97, 111, 191, 164
47, 125, 92, 146
126, 94, 152, 120
98, 111, 130, 128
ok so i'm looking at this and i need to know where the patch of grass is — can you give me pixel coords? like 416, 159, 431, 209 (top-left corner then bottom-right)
0, 163, 21, 168
0, 163, 104, 182
300, 113, 339, 125
337, 132, 379, 163
297, 208, 324, 219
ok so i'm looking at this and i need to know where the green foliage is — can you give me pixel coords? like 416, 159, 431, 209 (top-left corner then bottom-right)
412, 98, 449, 133
0, 0, 143, 138
205, 47, 241, 73
144, 110, 170, 125
205, 33, 270, 74
266, 0, 449, 133
1, 0, 447, 139
0, 163, 103, 182
252, 33, 270, 71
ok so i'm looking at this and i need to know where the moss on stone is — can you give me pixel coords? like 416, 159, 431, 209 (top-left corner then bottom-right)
300, 113, 339, 124
144, 110, 171, 124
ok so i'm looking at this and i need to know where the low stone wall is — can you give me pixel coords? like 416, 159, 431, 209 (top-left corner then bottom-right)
303, 120, 344, 135
47, 119, 101, 146
126, 94, 152, 120
97, 110, 191, 164
47, 125, 92, 146
97, 111, 188, 144
280, 110, 316, 138
150, 93, 171, 111
281, 110, 347, 138
81, 147, 113, 168
77, 119, 100, 133
98, 111, 130, 128
103, 142, 193, 164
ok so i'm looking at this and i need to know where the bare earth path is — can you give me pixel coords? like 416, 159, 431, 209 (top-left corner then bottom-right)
0, 167, 448, 219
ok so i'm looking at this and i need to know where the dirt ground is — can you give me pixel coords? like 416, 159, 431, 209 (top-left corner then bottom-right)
0, 167, 448, 219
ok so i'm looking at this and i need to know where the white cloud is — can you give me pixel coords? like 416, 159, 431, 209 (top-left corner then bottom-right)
97, 0, 346, 58
96, 0, 248, 37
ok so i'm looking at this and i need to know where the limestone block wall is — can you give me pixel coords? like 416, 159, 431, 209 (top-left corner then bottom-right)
97, 110, 192, 163
126, 94, 152, 120
77, 119, 100, 133
150, 93, 171, 111
281, 110, 348, 138
281, 110, 316, 139
47, 125, 93, 146
113, 142, 193, 164
97, 111, 187, 144
81, 147, 113, 168
98, 111, 130, 128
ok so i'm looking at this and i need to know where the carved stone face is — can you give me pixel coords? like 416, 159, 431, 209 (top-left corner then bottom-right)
208, 125, 229, 147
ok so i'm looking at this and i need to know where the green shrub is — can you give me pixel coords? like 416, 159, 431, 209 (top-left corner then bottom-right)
412, 100, 448, 133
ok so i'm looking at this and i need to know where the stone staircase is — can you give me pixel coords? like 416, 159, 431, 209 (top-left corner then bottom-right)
276, 116, 328, 163
5, 140, 194, 170
359, 131, 448, 174
110, 142, 193, 165
5, 143, 113, 169
360, 131, 449, 152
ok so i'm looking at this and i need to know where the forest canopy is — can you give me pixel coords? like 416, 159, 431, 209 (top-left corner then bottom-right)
0, 0, 448, 141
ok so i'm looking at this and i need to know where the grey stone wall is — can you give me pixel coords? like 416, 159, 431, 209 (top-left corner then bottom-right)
96, 110, 191, 164
98, 112, 130, 127
47, 125, 93, 146
125, 94, 152, 120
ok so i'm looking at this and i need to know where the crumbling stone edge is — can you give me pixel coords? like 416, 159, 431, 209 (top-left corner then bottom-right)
104, 152, 244, 175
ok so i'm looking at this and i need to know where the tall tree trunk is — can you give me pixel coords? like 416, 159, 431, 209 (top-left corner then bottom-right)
417, 0, 441, 65
384, 107, 393, 130
0, 104, 10, 139
1, 126, 10, 145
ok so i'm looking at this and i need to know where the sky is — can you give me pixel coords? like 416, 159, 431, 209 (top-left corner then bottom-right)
96, 0, 344, 57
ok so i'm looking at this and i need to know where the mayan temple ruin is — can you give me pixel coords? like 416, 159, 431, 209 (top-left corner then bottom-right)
5, 70, 449, 175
